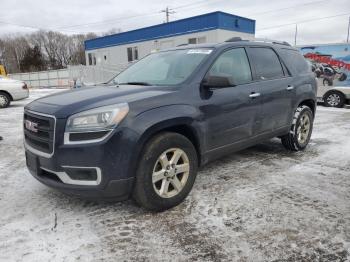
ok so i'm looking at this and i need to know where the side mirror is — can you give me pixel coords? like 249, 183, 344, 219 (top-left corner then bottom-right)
201, 75, 235, 89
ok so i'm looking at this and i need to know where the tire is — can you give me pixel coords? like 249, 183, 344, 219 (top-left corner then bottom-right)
0, 92, 11, 108
281, 105, 314, 151
133, 132, 198, 212
324, 91, 345, 108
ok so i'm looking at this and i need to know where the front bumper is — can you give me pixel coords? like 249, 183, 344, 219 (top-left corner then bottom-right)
12, 89, 29, 101
24, 120, 140, 200
27, 162, 134, 200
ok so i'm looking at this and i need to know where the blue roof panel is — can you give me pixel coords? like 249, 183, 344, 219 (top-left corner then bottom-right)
85, 11, 255, 50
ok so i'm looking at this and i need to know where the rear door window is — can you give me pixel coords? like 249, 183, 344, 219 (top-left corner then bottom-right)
248, 47, 285, 80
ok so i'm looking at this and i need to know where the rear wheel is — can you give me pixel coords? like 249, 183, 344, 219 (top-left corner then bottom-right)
133, 132, 198, 211
0, 92, 10, 108
281, 105, 314, 151
324, 91, 345, 108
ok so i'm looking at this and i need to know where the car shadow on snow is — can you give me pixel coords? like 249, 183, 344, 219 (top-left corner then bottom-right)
38, 137, 324, 212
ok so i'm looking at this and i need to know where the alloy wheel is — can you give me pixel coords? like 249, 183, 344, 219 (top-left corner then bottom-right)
327, 94, 340, 107
152, 148, 190, 198
297, 113, 311, 145
0, 95, 8, 107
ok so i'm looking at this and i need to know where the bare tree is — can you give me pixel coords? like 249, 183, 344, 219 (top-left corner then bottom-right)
0, 35, 30, 73
0, 30, 98, 73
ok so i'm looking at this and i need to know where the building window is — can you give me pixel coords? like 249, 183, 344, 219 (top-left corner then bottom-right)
134, 47, 138, 60
127, 47, 139, 62
127, 48, 133, 62
88, 53, 96, 65
188, 36, 207, 44
88, 53, 93, 65
188, 38, 197, 44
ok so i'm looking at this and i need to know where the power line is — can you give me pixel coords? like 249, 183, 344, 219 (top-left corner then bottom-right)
0, 19, 89, 34
250, 0, 331, 16
257, 12, 350, 31
49, 1, 221, 30
172, 0, 212, 10
53, 12, 159, 30
0, 20, 45, 30
0, 0, 347, 36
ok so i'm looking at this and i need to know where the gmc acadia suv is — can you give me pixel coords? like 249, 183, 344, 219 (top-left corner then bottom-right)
24, 39, 317, 211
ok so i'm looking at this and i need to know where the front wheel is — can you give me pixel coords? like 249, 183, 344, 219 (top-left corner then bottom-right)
133, 132, 198, 212
0, 92, 11, 108
281, 105, 314, 151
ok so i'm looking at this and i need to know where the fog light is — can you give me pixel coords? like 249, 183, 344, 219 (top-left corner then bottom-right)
63, 167, 98, 181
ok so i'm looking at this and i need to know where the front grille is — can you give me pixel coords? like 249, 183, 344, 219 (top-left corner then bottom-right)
24, 111, 55, 156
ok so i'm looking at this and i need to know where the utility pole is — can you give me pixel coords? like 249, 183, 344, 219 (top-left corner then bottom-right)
161, 7, 175, 23
347, 16, 350, 43
294, 24, 298, 46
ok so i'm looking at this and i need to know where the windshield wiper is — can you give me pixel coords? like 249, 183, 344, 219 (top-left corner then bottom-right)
118, 82, 152, 86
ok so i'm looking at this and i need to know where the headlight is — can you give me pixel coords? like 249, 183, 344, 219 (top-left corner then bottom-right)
64, 103, 129, 144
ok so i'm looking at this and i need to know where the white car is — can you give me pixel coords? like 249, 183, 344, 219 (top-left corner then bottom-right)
316, 78, 350, 108
0, 76, 29, 108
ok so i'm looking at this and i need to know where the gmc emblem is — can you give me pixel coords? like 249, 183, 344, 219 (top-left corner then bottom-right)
25, 120, 38, 133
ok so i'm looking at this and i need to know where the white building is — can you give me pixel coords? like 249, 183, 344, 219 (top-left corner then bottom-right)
84, 11, 255, 68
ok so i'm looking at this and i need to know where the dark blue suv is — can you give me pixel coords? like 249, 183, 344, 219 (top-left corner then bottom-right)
24, 39, 317, 211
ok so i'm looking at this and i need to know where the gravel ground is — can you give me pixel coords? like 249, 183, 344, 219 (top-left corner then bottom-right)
0, 89, 349, 262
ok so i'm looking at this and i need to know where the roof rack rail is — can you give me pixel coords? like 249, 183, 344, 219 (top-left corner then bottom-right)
225, 37, 247, 42
252, 38, 291, 46
177, 43, 189, 47
225, 37, 291, 46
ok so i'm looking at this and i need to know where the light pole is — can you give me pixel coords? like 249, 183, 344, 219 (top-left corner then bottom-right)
347, 16, 350, 43
294, 24, 298, 46
161, 7, 175, 23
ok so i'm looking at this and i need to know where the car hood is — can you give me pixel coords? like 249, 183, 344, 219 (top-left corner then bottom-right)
25, 85, 176, 118
0, 77, 23, 84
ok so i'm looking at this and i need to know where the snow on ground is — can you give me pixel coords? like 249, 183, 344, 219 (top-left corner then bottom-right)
0, 89, 349, 261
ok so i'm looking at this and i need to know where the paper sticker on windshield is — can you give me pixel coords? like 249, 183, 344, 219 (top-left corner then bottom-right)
187, 49, 212, 55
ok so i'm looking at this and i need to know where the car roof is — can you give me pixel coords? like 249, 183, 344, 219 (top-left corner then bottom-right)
164, 39, 297, 52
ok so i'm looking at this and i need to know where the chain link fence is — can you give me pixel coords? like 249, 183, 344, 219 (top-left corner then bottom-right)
8, 63, 130, 88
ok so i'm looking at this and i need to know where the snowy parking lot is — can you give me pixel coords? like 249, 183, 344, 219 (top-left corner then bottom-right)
0, 89, 349, 261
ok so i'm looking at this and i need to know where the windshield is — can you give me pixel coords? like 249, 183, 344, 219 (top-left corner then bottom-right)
110, 49, 213, 86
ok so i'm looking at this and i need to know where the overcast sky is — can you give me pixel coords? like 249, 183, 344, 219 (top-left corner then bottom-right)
1, 0, 350, 45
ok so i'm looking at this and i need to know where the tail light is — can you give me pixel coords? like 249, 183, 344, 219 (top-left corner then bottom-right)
22, 83, 28, 90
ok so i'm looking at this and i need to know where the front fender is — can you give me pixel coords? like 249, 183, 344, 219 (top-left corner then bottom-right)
127, 104, 206, 167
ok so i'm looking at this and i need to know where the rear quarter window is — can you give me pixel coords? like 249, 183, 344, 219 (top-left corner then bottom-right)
279, 48, 311, 75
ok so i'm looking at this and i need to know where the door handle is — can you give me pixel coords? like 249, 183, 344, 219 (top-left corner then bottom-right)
249, 92, 261, 98
286, 85, 294, 91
